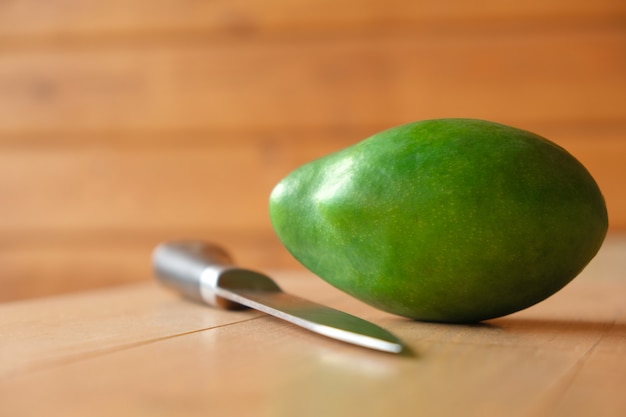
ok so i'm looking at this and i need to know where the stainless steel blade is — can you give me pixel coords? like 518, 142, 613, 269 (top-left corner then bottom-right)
214, 269, 404, 353
153, 241, 405, 354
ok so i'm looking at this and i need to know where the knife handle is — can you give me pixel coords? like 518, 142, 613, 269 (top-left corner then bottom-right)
152, 241, 243, 309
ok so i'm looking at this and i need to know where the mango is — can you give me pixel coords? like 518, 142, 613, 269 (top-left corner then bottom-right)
269, 119, 608, 323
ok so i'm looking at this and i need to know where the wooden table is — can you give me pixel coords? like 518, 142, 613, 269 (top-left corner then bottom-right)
1, 237, 625, 417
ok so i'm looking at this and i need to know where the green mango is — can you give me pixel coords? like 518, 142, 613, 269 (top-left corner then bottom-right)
269, 119, 608, 323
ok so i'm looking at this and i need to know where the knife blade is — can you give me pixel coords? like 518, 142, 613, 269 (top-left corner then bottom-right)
152, 241, 404, 353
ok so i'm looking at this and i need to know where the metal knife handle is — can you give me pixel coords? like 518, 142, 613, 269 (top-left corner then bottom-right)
153, 241, 284, 310
152, 241, 241, 309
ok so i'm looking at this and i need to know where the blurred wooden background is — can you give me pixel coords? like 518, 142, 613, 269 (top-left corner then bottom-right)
0, 1, 624, 301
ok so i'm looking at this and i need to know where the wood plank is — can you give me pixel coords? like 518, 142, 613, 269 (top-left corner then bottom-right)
0, 282, 262, 378
0, 231, 303, 302
0, 221, 623, 304
0, 125, 622, 301
0, 128, 622, 233
0, 30, 623, 131
549, 316, 626, 417
0, 0, 624, 39
0, 142, 338, 231
0, 252, 624, 417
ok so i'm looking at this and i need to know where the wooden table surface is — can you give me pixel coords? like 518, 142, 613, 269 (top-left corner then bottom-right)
1, 237, 625, 417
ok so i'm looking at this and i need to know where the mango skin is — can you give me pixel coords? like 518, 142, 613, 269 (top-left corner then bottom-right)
269, 119, 608, 323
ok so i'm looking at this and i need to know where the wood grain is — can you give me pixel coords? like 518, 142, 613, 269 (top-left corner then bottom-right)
0, 282, 262, 379
0, 0, 624, 39
0, 125, 621, 231
0, 30, 623, 131
0, 232, 303, 302
0, 127, 622, 302
0, 0, 623, 300
0, 130, 623, 301
0, 238, 624, 417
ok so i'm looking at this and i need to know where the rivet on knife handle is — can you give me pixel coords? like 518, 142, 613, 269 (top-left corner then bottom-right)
152, 241, 405, 354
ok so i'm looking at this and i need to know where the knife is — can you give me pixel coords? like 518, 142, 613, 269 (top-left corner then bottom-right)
152, 241, 404, 353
